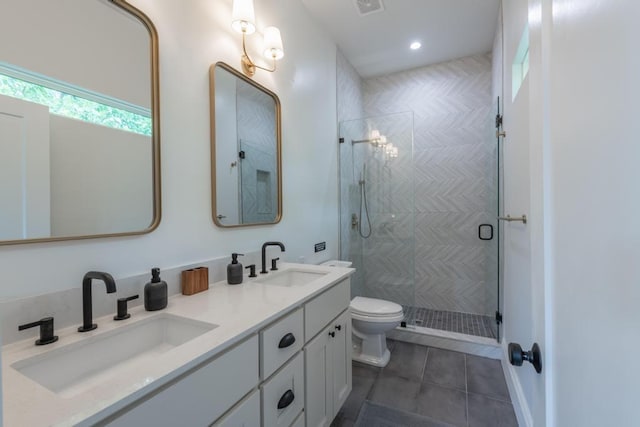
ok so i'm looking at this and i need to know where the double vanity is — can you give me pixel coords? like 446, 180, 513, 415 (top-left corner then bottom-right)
2, 263, 354, 426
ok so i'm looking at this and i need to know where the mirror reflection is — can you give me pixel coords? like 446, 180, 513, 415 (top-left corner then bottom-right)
0, 0, 160, 244
210, 62, 281, 227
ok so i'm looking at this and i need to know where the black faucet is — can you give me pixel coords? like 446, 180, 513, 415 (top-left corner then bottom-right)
78, 271, 117, 332
261, 242, 285, 274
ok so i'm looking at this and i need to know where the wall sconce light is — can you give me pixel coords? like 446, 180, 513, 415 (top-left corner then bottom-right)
385, 143, 399, 159
352, 129, 389, 147
232, 0, 284, 77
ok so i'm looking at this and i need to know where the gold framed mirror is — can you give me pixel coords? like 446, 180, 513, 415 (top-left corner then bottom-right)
0, 0, 161, 245
209, 62, 282, 227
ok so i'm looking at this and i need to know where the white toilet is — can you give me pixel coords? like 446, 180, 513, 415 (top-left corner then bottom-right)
350, 296, 404, 367
319, 261, 404, 368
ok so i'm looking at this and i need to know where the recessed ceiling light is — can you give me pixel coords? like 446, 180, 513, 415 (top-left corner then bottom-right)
410, 41, 421, 50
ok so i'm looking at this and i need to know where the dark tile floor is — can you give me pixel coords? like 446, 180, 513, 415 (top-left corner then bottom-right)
332, 340, 518, 427
403, 306, 497, 339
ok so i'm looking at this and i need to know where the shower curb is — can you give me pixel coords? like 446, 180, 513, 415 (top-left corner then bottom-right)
387, 325, 502, 359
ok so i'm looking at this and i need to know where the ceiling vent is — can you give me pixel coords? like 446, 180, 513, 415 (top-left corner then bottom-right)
355, 0, 384, 16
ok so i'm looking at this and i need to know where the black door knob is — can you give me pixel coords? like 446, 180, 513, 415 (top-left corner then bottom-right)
509, 342, 542, 373
328, 331, 335, 338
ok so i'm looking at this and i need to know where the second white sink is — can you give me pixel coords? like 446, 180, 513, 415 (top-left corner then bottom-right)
12, 313, 217, 397
257, 269, 329, 287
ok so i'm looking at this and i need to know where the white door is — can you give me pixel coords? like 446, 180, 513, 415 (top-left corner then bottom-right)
0, 94, 50, 240
304, 326, 332, 427
501, 0, 548, 425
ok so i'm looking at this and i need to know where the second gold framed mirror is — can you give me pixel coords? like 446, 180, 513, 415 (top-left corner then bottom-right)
209, 62, 282, 227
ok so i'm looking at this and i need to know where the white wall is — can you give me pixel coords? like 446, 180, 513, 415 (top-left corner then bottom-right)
49, 116, 153, 236
0, 0, 150, 107
503, 0, 640, 425
214, 67, 241, 225
0, 0, 338, 299
548, 0, 640, 425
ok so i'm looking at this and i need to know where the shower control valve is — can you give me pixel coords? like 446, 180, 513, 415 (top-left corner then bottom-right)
351, 213, 359, 229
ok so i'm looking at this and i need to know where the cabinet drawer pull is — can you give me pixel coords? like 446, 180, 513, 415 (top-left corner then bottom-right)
329, 331, 335, 338
277, 389, 295, 409
278, 332, 296, 349
335, 324, 342, 331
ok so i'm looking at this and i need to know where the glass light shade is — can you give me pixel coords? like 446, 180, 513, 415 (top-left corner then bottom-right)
232, 0, 256, 34
263, 26, 284, 60
378, 135, 388, 145
370, 129, 381, 140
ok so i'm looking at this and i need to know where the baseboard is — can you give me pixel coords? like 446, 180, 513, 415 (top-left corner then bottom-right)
501, 340, 533, 427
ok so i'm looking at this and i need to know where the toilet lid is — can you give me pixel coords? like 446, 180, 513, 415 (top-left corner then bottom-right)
350, 296, 403, 317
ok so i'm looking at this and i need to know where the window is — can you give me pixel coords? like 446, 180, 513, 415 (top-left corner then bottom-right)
0, 64, 151, 136
512, 28, 530, 101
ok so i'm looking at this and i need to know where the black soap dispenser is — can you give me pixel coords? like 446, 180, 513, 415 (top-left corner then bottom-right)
227, 253, 244, 285
144, 267, 168, 311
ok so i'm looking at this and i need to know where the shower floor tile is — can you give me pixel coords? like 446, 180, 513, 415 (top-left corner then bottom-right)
403, 306, 496, 339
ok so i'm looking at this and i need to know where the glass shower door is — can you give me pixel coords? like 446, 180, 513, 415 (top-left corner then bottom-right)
339, 112, 416, 326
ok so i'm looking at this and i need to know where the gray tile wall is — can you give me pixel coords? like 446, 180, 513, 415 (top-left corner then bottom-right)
338, 51, 498, 317
362, 54, 498, 316
236, 80, 278, 223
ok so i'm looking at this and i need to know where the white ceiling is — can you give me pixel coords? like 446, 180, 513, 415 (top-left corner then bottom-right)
301, 0, 501, 78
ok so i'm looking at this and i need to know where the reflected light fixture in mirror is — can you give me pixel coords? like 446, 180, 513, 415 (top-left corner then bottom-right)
231, 0, 284, 77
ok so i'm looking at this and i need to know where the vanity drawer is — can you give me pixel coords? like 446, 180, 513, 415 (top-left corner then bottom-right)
304, 279, 350, 341
106, 335, 259, 427
212, 389, 260, 427
261, 308, 304, 379
261, 352, 304, 427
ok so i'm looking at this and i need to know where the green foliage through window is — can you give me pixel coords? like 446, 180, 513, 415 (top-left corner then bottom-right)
0, 73, 151, 136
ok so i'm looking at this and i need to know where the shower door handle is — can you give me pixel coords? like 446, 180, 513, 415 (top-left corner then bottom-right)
478, 224, 493, 241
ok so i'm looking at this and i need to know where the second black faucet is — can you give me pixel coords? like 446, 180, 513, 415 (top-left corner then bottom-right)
261, 242, 285, 274
78, 271, 116, 332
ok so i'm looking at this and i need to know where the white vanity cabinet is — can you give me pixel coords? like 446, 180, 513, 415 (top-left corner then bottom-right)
100, 277, 352, 427
212, 390, 261, 427
304, 280, 352, 427
104, 335, 260, 427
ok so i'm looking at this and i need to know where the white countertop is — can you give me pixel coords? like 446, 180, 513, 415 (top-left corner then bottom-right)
2, 263, 354, 427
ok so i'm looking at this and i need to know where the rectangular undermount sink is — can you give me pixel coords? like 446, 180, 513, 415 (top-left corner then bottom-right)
257, 269, 329, 287
12, 313, 217, 397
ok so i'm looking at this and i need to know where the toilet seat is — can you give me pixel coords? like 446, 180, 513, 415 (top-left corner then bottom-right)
350, 296, 403, 317
351, 310, 404, 323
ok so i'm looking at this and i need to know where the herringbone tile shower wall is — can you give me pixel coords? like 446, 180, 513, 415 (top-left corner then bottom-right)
337, 51, 498, 317
362, 54, 498, 316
